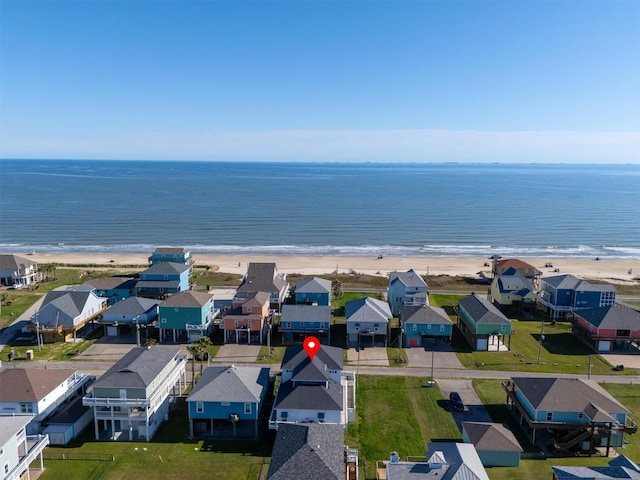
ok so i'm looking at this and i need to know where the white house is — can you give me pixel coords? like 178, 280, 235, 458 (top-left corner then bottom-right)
0, 416, 49, 480
0, 254, 38, 287
346, 297, 392, 347
0, 368, 92, 435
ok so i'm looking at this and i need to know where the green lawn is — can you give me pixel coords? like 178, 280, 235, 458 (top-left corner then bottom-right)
37, 397, 273, 480
472, 378, 640, 480
345, 375, 459, 479
1, 325, 104, 361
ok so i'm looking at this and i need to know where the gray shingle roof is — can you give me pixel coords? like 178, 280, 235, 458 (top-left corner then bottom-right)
160, 290, 213, 308
186, 366, 269, 403
542, 274, 583, 289
82, 276, 136, 291
267, 423, 344, 480
281, 304, 331, 323
41, 290, 99, 318
400, 305, 452, 326
282, 344, 343, 371
0, 254, 37, 271
107, 297, 160, 315
153, 247, 189, 254
93, 347, 181, 389
0, 416, 32, 447
295, 277, 332, 294
237, 262, 286, 294
274, 382, 343, 410
577, 306, 640, 330
389, 269, 427, 288
141, 262, 189, 276
552, 455, 640, 479
345, 297, 392, 324
458, 294, 511, 325
512, 377, 628, 415
462, 422, 522, 452
0, 368, 78, 402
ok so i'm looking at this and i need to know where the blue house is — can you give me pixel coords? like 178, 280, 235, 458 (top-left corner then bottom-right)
148, 247, 193, 269
81, 276, 137, 305
537, 274, 616, 319
186, 366, 270, 438
280, 304, 332, 343
136, 262, 190, 298
388, 269, 428, 316
400, 304, 453, 348
158, 290, 218, 343
504, 377, 634, 455
294, 277, 332, 306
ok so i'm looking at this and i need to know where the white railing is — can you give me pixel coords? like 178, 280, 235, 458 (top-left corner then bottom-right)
7, 434, 49, 480
83, 396, 151, 408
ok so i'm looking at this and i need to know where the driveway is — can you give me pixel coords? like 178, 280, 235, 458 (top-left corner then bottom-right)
436, 378, 492, 433
213, 344, 261, 364
347, 347, 389, 366
405, 343, 464, 369
601, 345, 640, 370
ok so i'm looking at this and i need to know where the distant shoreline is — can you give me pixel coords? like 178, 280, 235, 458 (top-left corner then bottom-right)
19, 252, 639, 285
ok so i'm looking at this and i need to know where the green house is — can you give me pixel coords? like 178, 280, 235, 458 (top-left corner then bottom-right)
159, 291, 217, 343
457, 293, 512, 351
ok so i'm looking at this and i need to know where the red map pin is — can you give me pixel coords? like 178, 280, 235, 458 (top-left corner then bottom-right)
303, 336, 321, 361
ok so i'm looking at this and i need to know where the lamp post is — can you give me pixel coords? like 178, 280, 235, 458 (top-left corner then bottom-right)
267, 324, 272, 358
536, 320, 545, 364
398, 328, 404, 363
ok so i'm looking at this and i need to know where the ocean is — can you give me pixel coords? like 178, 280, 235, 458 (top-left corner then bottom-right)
0, 160, 638, 259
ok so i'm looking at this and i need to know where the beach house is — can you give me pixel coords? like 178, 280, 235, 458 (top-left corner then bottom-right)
293, 276, 332, 306
492, 258, 541, 283
379, 442, 490, 480
158, 290, 217, 343
537, 274, 616, 319
490, 267, 537, 313
461, 422, 523, 467
266, 423, 350, 480
135, 262, 190, 299
0, 416, 49, 480
345, 297, 392, 347
270, 344, 355, 430
223, 291, 270, 344
148, 247, 193, 269
0, 254, 39, 288
29, 288, 108, 342
456, 293, 512, 351
503, 377, 636, 455
186, 366, 270, 438
572, 305, 640, 352
400, 304, 453, 347
234, 262, 289, 311
80, 276, 137, 305
0, 368, 92, 435
102, 296, 160, 339
83, 347, 187, 442
388, 269, 428, 316
279, 304, 332, 344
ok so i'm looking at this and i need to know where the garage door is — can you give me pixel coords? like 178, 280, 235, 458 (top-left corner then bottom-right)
477, 338, 488, 350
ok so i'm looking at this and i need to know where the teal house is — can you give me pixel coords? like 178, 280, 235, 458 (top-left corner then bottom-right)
159, 291, 217, 343
457, 293, 512, 351
186, 366, 270, 438
148, 247, 193, 269
504, 377, 635, 455
462, 422, 522, 467
400, 304, 453, 348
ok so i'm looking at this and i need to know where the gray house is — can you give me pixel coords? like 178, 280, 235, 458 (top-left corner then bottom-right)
462, 422, 522, 467
102, 296, 160, 338
266, 423, 345, 480
388, 269, 428, 316
346, 297, 392, 347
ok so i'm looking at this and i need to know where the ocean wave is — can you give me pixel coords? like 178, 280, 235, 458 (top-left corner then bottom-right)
2, 243, 639, 259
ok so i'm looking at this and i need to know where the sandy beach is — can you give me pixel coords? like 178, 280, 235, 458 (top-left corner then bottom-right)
26, 252, 639, 284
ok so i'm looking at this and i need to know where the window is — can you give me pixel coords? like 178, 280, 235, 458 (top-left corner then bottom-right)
247, 307, 252, 312
546, 412, 553, 421
500, 324, 507, 332
578, 413, 584, 419
161, 318, 167, 323
427, 324, 432, 330
196, 402, 204, 413
244, 403, 252, 414
413, 324, 417, 331
281, 411, 288, 420
20, 403, 33, 413
221, 402, 230, 406
440, 324, 445, 332
174, 308, 179, 312
4, 464, 9, 476
354, 323, 360, 331
318, 412, 325, 422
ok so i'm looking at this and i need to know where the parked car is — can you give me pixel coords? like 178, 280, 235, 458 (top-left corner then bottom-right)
449, 391, 464, 412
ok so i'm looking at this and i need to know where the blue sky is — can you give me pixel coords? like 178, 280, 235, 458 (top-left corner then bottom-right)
1, 0, 638, 163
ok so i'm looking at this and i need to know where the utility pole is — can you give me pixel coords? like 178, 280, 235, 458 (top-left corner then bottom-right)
537, 320, 545, 364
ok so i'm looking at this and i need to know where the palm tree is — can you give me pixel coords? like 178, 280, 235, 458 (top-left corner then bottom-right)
196, 336, 213, 375
186, 343, 201, 387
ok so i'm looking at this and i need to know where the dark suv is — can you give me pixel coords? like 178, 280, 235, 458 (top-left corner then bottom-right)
449, 391, 464, 412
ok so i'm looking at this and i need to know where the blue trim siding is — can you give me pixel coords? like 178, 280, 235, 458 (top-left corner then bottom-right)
188, 401, 258, 421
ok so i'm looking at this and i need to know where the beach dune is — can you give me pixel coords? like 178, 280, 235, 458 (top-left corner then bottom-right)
27, 252, 639, 284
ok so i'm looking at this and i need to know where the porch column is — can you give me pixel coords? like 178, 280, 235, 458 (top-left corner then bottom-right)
173, 329, 176, 342
111, 419, 115, 440
189, 419, 193, 438
94, 411, 99, 440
